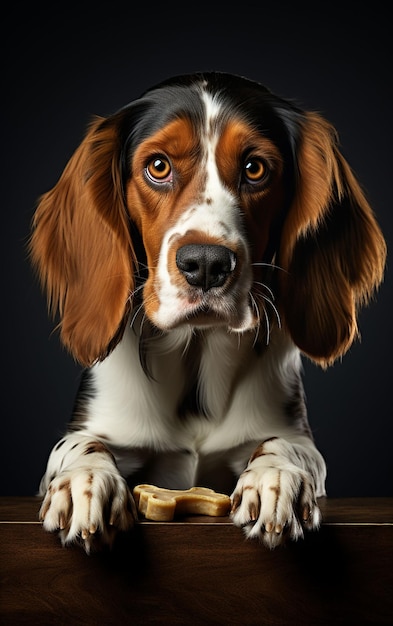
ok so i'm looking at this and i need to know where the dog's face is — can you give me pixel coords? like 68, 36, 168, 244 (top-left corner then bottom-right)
30, 72, 386, 367
125, 76, 289, 333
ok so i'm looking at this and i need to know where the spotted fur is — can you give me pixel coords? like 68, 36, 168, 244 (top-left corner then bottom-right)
30, 72, 386, 552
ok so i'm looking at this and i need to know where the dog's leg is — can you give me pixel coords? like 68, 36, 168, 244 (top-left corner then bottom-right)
38, 433, 137, 552
230, 437, 326, 548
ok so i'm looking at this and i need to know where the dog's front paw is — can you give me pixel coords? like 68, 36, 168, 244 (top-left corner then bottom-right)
230, 460, 321, 549
39, 469, 137, 552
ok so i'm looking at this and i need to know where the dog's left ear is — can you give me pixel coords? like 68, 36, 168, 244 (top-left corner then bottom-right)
278, 112, 387, 366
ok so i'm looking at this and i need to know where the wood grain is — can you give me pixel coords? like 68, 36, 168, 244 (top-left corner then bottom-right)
1, 497, 392, 625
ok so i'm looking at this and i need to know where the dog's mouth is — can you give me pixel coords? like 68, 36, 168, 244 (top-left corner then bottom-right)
149, 288, 258, 333
181, 301, 237, 328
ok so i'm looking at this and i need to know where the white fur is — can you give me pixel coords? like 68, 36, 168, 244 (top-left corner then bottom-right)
38, 88, 327, 552
39, 324, 326, 551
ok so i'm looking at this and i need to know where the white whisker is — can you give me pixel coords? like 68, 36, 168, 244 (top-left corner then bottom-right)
261, 295, 281, 328
130, 300, 146, 330
251, 261, 288, 274
263, 306, 270, 345
249, 292, 262, 348
129, 283, 145, 300
252, 276, 282, 330
253, 280, 275, 301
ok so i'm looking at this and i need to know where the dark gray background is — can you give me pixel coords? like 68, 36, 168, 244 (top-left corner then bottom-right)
3, 4, 392, 497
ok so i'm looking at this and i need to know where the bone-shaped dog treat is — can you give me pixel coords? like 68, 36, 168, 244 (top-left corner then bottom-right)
133, 484, 231, 521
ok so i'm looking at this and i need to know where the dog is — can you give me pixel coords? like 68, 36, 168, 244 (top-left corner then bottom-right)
30, 71, 386, 552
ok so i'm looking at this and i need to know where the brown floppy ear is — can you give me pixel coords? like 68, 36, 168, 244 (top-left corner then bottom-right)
30, 116, 135, 366
279, 112, 387, 367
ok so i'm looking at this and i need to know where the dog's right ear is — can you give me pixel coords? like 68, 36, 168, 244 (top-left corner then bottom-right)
29, 116, 135, 367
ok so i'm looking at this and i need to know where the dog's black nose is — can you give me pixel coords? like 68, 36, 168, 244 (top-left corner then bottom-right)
176, 244, 236, 291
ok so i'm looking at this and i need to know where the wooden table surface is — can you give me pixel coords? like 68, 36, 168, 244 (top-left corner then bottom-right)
1, 496, 392, 625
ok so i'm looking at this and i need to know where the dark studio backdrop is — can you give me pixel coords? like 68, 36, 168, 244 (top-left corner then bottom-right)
2, 3, 392, 498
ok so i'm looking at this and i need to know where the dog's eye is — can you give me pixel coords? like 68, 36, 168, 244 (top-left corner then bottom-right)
145, 156, 172, 183
243, 157, 268, 184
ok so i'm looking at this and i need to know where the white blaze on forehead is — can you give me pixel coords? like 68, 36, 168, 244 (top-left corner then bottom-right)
168, 89, 241, 241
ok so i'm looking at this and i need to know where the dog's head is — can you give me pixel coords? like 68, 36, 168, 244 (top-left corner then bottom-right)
30, 72, 386, 367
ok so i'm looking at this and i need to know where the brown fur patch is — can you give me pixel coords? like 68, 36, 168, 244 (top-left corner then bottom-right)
216, 119, 286, 266
126, 117, 207, 321
29, 117, 134, 366
249, 437, 279, 463
84, 441, 111, 455
278, 112, 387, 365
